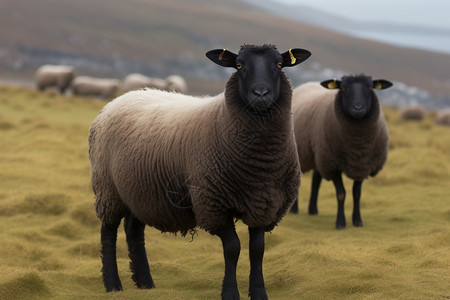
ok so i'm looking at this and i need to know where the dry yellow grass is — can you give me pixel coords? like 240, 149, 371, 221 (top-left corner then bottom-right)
0, 84, 449, 299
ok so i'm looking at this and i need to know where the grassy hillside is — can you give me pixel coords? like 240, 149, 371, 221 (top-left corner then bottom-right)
1, 0, 450, 95
0, 85, 449, 299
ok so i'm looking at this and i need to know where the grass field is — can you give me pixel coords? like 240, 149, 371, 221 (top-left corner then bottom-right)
0, 84, 449, 299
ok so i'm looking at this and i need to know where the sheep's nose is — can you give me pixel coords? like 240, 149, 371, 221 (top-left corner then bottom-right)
353, 104, 364, 111
253, 88, 269, 97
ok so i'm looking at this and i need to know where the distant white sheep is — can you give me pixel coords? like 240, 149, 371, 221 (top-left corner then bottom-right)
71, 76, 120, 99
165, 75, 187, 93
122, 73, 167, 93
435, 109, 450, 126
122, 73, 188, 93
399, 105, 426, 121
35, 64, 75, 93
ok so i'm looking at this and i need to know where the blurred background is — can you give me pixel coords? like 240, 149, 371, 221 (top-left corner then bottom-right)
1, 2, 449, 298
1, 0, 449, 108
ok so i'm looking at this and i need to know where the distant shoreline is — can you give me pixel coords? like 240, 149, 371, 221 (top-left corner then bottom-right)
347, 30, 450, 55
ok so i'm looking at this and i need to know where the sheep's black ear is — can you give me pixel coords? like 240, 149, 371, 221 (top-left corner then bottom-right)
373, 79, 393, 90
281, 48, 311, 67
205, 49, 238, 68
321, 79, 341, 89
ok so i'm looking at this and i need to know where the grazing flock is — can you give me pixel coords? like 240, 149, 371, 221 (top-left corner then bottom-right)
34, 44, 449, 299
34, 65, 187, 99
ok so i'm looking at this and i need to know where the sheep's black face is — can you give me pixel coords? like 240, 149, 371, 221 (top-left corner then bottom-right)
340, 76, 374, 119
235, 47, 284, 113
206, 45, 311, 114
321, 75, 393, 120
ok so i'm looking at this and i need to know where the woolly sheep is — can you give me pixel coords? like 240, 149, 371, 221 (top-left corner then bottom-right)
122, 73, 167, 93
400, 105, 426, 121
89, 44, 311, 298
71, 76, 120, 99
290, 75, 392, 229
165, 74, 187, 93
34, 64, 75, 93
435, 109, 450, 126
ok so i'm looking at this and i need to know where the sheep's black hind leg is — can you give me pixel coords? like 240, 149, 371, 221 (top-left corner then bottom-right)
214, 222, 241, 300
308, 170, 322, 215
332, 173, 346, 230
124, 212, 155, 289
101, 222, 123, 292
289, 199, 299, 214
352, 180, 363, 227
248, 227, 267, 300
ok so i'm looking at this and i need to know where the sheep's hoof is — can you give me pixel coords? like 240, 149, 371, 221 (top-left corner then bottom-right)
308, 208, 318, 215
137, 282, 155, 289
222, 287, 240, 300
353, 219, 364, 227
104, 276, 123, 292
249, 287, 268, 300
105, 284, 123, 292
335, 222, 346, 230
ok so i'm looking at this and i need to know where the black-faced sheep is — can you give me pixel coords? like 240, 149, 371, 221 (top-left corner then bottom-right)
89, 44, 311, 298
71, 76, 120, 99
289, 75, 392, 229
435, 109, 450, 126
400, 105, 426, 121
34, 64, 75, 93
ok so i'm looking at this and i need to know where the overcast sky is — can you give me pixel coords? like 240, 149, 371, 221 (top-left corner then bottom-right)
272, 0, 450, 29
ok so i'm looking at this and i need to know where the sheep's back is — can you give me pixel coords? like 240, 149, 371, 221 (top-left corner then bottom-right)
291, 82, 336, 173
89, 89, 220, 231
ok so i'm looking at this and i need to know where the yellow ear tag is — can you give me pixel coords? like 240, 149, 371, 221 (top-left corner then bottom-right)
218, 49, 226, 61
327, 78, 337, 89
374, 82, 382, 89
289, 49, 296, 65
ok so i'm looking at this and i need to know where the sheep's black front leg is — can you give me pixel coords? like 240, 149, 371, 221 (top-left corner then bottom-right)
248, 227, 267, 300
124, 212, 155, 289
308, 170, 322, 215
352, 180, 363, 227
101, 222, 123, 292
332, 173, 346, 230
214, 222, 241, 300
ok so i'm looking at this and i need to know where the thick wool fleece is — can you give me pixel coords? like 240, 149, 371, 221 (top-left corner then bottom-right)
292, 82, 389, 181
89, 72, 300, 235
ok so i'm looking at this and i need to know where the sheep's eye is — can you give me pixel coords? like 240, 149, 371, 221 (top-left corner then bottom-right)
277, 62, 282, 69
236, 63, 243, 70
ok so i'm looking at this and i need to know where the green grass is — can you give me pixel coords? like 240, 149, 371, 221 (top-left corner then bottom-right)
0, 84, 449, 299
